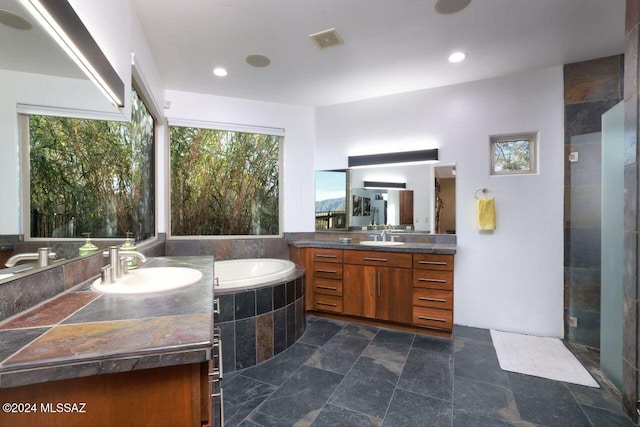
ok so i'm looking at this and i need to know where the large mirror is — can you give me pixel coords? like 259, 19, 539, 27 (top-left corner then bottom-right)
315, 162, 456, 234
0, 0, 125, 279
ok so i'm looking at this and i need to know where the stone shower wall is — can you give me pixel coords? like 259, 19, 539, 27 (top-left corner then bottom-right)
623, 0, 639, 420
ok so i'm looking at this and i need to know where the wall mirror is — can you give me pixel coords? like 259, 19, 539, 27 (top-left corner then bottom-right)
315, 162, 456, 234
0, 0, 127, 280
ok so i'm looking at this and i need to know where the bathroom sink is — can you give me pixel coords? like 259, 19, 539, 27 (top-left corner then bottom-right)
92, 267, 203, 294
359, 241, 405, 246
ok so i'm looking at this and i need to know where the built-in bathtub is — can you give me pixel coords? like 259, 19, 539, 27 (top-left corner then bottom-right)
213, 258, 306, 372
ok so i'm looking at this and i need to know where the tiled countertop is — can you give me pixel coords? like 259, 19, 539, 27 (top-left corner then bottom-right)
289, 239, 456, 254
0, 256, 214, 388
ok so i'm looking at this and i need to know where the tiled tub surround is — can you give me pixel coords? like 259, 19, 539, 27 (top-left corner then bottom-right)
0, 256, 213, 388
214, 267, 306, 372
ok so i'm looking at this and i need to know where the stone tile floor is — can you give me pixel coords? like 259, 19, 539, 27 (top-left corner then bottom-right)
222, 316, 636, 426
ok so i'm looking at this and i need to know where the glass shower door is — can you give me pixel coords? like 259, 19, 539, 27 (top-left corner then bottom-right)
600, 101, 624, 390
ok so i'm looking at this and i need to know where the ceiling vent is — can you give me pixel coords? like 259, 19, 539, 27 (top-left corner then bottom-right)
309, 28, 343, 49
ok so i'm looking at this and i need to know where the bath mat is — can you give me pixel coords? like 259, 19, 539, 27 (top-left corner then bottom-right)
490, 330, 599, 388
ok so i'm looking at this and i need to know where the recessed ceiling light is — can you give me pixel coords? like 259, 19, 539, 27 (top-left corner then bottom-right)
448, 51, 466, 63
213, 67, 228, 77
246, 54, 271, 68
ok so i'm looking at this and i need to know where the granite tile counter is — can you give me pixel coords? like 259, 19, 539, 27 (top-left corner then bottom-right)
0, 256, 214, 388
289, 239, 457, 254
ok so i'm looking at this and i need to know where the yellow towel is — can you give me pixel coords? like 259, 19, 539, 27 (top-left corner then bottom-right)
477, 197, 496, 230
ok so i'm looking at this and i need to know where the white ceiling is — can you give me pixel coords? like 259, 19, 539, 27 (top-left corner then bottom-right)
132, 0, 625, 107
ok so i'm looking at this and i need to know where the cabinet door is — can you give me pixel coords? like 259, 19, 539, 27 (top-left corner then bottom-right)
376, 267, 412, 324
343, 264, 376, 318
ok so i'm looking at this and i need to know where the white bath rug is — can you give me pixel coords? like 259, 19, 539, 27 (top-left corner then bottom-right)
490, 330, 599, 388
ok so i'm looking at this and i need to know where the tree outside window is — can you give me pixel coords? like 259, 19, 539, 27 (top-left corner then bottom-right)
490, 133, 537, 175
170, 126, 280, 236
27, 87, 155, 240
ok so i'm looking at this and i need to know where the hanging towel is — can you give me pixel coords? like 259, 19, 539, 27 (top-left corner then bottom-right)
477, 197, 496, 230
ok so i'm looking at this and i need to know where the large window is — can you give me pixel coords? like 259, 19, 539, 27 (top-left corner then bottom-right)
24, 87, 155, 240
170, 125, 280, 236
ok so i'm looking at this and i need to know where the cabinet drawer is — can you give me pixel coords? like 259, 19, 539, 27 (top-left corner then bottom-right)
313, 278, 343, 296
313, 262, 343, 279
412, 270, 453, 290
314, 294, 343, 313
344, 250, 412, 268
413, 288, 453, 309
412, 306, 453, 330
413, 254, 454, 271
312, 248, 343, 263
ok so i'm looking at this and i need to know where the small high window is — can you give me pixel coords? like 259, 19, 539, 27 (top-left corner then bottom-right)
490, 133, 537, 175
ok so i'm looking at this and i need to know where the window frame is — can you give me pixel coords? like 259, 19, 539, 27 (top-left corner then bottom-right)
19, 83, 158, 242
167, 119, 285, 239
490, 132, 538, 176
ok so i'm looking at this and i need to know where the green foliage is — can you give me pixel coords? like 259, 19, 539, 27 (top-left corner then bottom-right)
29, 88, 155, 239
170, 127, 279, 235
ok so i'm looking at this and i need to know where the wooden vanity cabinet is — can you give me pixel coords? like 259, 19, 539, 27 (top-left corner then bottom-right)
0, 362, 211, 427
412, 253, 455, 332
294, 244, 456, 338
342, 250, 412, 324
310, 248, 344, 313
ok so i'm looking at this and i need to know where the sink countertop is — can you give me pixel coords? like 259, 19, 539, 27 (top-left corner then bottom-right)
0, 256, 214, 388
289, 239, 456, 254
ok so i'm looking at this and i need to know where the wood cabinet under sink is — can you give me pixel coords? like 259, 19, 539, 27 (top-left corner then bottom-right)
291, 245, 455, 337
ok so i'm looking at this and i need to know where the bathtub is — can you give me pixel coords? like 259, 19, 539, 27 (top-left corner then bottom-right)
214, 258, 296, 289
213, 258, 306, 371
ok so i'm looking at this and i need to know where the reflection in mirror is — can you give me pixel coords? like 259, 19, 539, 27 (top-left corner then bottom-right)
0, 0, 128, 280
315, 170, 348, 230
350, 187, 413, 228
315, 162, 456, 234
434, 164, 456, 234
350, 163, 432, 231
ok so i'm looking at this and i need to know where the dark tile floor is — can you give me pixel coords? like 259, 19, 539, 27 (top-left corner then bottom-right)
222, 316, 636, 427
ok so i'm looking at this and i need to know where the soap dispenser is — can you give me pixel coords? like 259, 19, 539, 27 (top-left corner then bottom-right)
120, 232, 138, 269
79, 233, 99, 256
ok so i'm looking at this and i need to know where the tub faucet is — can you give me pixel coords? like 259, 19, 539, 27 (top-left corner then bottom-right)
101, 246, 147, 283
5, 247, 57, 268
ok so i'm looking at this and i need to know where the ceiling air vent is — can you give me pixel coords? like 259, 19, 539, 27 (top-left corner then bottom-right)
309, 28, 343, 49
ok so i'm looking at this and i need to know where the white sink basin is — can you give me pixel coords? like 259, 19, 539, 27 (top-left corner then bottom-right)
359, 241, 405, 246
92, 267, 203, 294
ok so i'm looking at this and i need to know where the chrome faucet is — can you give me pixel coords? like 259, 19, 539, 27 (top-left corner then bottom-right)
5, 247, 57, 268
101, 245, 147, 283
379, 224, 392, 241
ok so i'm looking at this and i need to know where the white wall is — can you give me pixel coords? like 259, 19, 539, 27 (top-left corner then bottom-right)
164, 90, 316, 233
316, 66, 565, 337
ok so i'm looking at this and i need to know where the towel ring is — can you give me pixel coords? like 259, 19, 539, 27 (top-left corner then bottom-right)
475, 188, 488, 199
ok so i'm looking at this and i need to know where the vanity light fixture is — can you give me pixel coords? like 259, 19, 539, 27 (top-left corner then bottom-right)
348, 148, 439, 168
21, 0, 125, 107
363, 181, 406, 190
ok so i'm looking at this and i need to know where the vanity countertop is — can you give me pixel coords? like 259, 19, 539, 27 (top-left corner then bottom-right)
0, 256, 214, 389
289, 239, 456, 254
